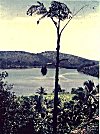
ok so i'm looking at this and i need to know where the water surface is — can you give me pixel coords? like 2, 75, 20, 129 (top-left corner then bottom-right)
0, 68, 98, 96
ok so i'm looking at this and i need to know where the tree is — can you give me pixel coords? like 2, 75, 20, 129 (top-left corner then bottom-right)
41, 66, 47, 76
27, 1, 87, 133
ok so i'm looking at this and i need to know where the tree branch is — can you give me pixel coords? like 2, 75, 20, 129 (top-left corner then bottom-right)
51, 17, 58, 28
60, 5, 88, 35
37, 13, 48, 24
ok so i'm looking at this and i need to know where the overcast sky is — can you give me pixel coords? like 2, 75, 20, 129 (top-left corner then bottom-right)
0, 0, 100, 60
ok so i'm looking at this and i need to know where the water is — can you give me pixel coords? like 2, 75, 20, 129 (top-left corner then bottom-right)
0, 68, 98, 96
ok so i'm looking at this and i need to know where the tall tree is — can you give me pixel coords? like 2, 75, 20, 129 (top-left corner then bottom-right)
27, 1, 86, 133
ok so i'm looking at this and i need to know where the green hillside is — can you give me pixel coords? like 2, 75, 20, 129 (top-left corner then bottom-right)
0, 51, 99, 77
78, 64, 99, 78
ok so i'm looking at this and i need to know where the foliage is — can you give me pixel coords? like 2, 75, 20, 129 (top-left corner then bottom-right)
0, 72, 35, 134
27, 1, 72, 24
41, 66, 47, 76
0, 72, 99, 134
70, 80, 99, 133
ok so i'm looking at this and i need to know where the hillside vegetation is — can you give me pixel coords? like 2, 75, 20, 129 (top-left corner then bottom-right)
78, 64, 99, 78
0, 51, 99, 77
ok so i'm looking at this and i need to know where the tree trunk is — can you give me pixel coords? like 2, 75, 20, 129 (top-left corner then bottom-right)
53, 27, 60, 134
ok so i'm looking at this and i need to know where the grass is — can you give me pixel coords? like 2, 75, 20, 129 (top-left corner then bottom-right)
20, 93, 74, 107
44, 93, 73, 103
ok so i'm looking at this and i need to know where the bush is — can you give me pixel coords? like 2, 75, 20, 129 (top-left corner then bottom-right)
0, 72, 99, 134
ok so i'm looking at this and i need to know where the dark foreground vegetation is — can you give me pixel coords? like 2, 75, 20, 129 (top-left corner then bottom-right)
0, 51, 99, 77
0, 71, 99, 134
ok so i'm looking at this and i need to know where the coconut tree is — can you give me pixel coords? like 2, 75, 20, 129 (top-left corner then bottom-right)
27, 1, 87, 133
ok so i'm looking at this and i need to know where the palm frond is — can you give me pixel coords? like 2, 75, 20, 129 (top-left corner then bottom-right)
27, 1, 47, 16
27, 1, 72, 20
48, 1, 72, 20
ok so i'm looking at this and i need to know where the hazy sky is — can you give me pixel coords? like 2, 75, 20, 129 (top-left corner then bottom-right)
0, 0, 100, 60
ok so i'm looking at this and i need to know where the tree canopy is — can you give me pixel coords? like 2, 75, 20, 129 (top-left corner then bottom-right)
27, 1, 72, 25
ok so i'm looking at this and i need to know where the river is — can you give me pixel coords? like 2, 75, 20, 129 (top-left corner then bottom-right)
0, 68, 98, 96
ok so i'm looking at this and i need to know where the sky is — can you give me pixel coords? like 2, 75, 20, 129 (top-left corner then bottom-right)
0, 0, 100, 60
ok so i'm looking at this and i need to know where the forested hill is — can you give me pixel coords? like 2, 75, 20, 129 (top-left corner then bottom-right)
0, 51, 99, 77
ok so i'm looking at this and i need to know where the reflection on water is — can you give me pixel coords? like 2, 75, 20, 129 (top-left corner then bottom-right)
0, 68, 98, 96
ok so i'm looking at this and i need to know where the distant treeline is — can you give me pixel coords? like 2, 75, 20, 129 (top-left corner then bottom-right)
0, 51, 99, 77
77, 64, 99, 78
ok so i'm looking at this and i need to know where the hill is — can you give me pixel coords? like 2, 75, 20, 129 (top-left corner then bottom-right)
77, 64, 99, 78
0, 51, 99, 77
39, 51, 98, 68
0, 51, 50, 69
